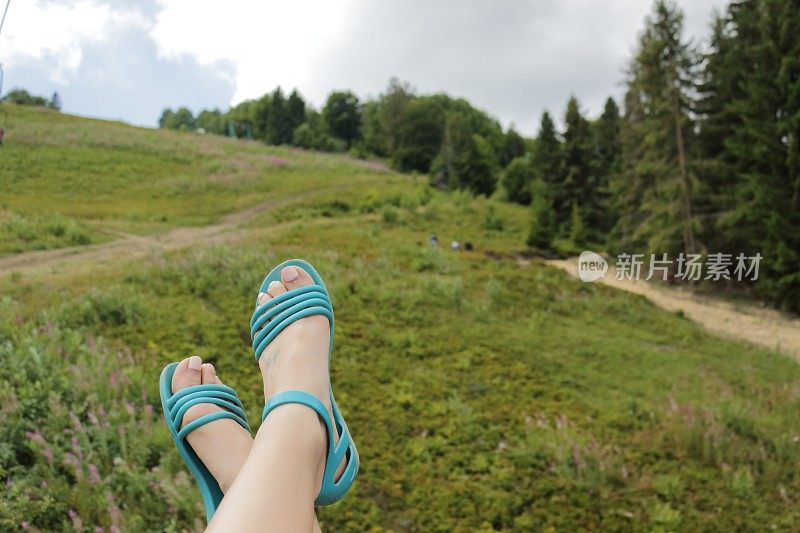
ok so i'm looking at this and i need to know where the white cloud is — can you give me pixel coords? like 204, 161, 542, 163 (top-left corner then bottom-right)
1, 0, 728, 129
149, 0, 726, 133
0, 0, 148, 84
149, 0, 356, 104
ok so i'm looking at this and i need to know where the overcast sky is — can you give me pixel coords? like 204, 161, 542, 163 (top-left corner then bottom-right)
0, 0, 726, 135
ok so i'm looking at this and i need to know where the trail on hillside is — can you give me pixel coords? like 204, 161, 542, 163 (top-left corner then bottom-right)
546, 258, 800, 360
5, 197, 798, 361
0, 185, 354, 277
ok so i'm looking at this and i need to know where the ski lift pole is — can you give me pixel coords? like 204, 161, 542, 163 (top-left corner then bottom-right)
0, 0, 10, 38
0, 0, 12, 97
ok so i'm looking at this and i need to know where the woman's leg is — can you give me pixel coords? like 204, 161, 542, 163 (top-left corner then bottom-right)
208, 265, 341, 533
208, 405, 326, 532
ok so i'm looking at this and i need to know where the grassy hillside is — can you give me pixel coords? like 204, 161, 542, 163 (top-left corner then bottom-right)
1, 106, 799, 532
0, 105, 392, 255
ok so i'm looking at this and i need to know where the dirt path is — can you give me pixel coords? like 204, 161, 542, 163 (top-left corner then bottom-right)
5, 198, 797, 360
0, 185, 353, 278
547, 258, 800, 359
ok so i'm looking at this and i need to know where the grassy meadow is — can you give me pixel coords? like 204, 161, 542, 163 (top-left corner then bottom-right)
1, 105, 800, 531
0, 104, 393, 254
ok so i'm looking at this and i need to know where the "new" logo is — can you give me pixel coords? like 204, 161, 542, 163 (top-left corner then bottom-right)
578, 251, 608, 282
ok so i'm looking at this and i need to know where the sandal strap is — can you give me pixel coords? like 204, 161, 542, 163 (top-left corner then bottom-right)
250, 285, 333, 362
165, 384, 249, 441
261, 390, 359, 506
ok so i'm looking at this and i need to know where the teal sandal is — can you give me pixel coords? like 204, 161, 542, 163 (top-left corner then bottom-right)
250, 258, 359, 505
159, 362, 251, 521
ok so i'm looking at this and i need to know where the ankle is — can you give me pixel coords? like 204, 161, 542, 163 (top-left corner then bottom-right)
259, 404, 326, 460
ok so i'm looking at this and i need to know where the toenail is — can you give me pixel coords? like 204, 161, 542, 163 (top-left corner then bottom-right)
282, 266, 299, 282
258, 291, 268, 304
188, 355, 202, 371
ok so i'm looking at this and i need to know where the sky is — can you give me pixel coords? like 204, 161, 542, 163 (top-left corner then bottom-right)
0, 0, 727, 135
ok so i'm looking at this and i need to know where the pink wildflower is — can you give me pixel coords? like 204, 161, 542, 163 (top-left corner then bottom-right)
68, 509, 83, 532
63, 452, 83, 482
70, 413, 83, 431
107, 493, 122, 529
88, 464, 101, 485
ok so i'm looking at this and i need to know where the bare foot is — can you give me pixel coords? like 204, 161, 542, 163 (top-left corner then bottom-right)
171, 356, 253, 492
256, 264, 347, 483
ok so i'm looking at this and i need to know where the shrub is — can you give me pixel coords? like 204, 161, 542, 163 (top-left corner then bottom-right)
382, 206, 399, 225
482, 205, 504, 231
0, 326, 199, 531
501, 156, 534, 205
320, 200, 351, 218
51, 291, 144, 329
1, 212, 94, 253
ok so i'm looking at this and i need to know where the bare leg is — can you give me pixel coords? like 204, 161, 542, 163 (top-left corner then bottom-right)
208, 265, 342, 532
208, 405, 325, 532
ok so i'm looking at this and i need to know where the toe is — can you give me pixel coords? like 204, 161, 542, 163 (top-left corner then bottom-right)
201, 363, 220, 385
267, 280, 287, 298
281, 265, 313, 290
172, 355, 203, 393
257, 291, 269, 306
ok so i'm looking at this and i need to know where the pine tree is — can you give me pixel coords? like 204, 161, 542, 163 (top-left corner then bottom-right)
527, 178, 556, 249
595, 97, 621, 179
268, 87, 292, 145
561, 96, 597, 234
719, 0, 800, 308
593, 96, 621, 234
531, 112, 562, 215
286, 89, 306, 136
458, 134, 498, 196
569, 202, 587, 247
694, 6, 749, 255
614, 0, 699, 256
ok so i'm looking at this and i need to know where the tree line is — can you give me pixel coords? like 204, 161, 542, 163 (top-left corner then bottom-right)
159, 0, 798, 312
528, 0, 798, 311
613, 0, 798, 311
159, 78, 524, 197
1, 88, 61, 110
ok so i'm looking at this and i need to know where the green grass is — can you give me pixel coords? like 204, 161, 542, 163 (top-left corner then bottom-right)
0, 208, 112, 253
1, 107, 799, 531
0, 104, 394, 254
